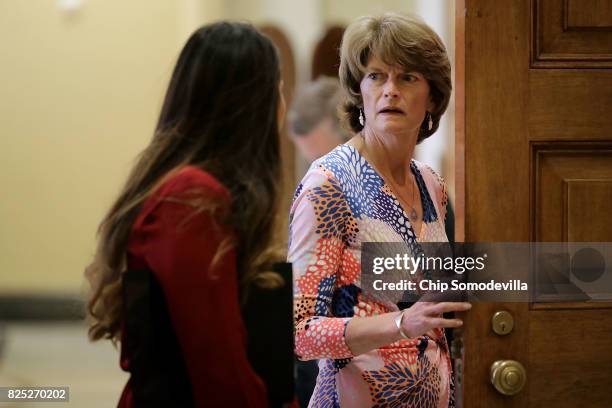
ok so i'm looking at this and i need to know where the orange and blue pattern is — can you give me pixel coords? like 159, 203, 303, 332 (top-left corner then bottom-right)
288, 144, 453, 408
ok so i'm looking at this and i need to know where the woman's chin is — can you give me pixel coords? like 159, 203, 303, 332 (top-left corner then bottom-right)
375, 121, 418, 136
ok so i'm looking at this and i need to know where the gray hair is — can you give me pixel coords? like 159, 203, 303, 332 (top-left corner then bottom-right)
288, 77, 351, 141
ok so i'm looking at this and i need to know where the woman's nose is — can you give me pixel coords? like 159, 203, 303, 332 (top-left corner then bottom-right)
383, 79, 399, 98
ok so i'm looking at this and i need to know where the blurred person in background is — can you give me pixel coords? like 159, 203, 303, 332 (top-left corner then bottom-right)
288, 77, 351, 163
85, 22, 286, 407
288, 13, 471, 407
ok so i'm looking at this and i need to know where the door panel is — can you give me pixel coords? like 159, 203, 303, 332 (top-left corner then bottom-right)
529, 309, 612, 407
533, 0, 612, 68
533, 143, 612, 241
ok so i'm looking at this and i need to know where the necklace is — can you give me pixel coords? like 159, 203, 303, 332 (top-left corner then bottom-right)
353, 134, 421, 223
406, 176, 420, 223
389, 171, 420, 223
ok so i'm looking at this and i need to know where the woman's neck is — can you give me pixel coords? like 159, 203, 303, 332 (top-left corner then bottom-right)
357, 127, 417, 186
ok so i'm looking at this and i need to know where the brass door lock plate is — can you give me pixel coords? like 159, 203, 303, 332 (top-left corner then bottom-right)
491, 310, 514, 335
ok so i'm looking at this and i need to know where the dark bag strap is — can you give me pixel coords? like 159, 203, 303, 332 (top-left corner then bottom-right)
241, 262, 295, 408
122, 269, 194, 407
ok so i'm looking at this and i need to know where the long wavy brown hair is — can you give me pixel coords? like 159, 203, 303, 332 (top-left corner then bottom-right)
85, 22, 283, 342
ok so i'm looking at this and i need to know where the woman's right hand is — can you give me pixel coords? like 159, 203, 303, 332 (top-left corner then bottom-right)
399, 302, 472, 339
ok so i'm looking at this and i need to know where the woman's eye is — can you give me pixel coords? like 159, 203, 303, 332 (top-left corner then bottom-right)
403, 74, 417, 82
368, 73, 381, 80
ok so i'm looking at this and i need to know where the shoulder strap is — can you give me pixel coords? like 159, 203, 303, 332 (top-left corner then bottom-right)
122, 269, 194, 407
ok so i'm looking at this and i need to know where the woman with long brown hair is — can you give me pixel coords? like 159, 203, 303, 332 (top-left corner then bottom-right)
85, 21, 285, 407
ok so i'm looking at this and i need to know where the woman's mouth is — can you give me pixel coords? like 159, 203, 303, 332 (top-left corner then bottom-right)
378, 107, 404, 115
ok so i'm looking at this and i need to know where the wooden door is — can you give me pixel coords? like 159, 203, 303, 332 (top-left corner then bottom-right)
459, 0, 612, 406
259, 25, 296, 248
311, 25, 345, 80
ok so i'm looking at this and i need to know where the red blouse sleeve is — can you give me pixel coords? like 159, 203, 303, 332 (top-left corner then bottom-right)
128, 167, 267, 408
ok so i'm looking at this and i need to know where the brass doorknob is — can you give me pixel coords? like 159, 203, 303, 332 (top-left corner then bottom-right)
490, 360, 526, 396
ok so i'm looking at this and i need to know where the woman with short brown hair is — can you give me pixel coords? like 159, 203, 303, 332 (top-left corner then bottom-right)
289, 13, 470, 407
339, 12, 452, 141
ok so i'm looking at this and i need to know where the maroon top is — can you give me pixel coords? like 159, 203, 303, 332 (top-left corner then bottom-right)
117, 166, 268, 407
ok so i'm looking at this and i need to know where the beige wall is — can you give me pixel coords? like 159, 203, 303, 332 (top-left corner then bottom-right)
0, 0, 452, 294
0, 0, 222, 293
322, 0, 418, 25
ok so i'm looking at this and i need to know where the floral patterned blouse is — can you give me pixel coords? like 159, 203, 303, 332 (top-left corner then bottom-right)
288, 144, 453, 408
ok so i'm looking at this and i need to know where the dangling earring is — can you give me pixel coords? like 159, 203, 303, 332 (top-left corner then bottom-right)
427, 111, 433, 131
359, 108, 365, 126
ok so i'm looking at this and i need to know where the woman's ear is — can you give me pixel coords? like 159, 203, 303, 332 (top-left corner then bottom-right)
427, 95, 435, 113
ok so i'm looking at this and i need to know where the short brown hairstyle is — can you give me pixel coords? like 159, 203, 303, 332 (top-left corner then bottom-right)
339, 12, 451, 143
